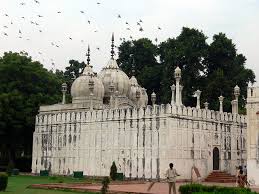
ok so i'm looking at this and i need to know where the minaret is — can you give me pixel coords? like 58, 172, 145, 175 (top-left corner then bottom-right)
179, 85, 183, 106
218, 95, 224, 113
151, 91, 156, 107
174, 66, 181, 106
171, 84, 176, 105
61, 83, 67, 104
194, 90, 202, 109
232, 85, 240, 114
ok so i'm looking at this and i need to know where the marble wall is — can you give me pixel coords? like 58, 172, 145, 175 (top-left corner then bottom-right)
32, 104, 247, 179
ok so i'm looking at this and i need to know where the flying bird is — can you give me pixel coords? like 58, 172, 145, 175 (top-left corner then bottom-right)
51, 42, 55, 46
20, 2, 26, 5
69, 37, 72, 40
3, 32, 8, 36
126, 22, 129, 25
56, 45, 60, 48
31, 21, 35, 24
4, 14, 9, 17
39, 30, 42, 32
80, 11, 85, 14
96, 47, 100, 50
139, 19, 143, 23
126, 27, 130, 30
19, 29, 22, 34
139, 27, 144, 32
155, 38, 158, 42
57, 11, 61, 14
158, 26, 161, 30
117, 14, 121, 18
38, 15, 43, 18
3, 26, 8, 28
21, 16, 25, 19
94, 30, 98, 32
88, 20, 91, 24
137, 22, 140, 26
97, 2, 101, 5
34, 0, 40, 4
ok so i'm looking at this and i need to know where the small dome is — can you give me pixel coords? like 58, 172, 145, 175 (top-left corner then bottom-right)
71, 64, 104, 106
98, 59, 130, 98
175, 66, 181, 74
234, 85, 240, 92
128, 76, 148, 107
129, 76, 138, 86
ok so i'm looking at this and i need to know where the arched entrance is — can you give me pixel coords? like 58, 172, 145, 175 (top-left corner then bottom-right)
213, 147, 220, 170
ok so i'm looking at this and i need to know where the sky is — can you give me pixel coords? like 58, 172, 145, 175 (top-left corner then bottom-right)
1, 0, 259, 82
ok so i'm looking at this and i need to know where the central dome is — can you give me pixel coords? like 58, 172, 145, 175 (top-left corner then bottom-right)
98, 59, 130, 98
70, 47, 104, 108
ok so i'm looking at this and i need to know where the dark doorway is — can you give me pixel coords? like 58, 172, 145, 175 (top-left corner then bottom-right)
213, 147, 219, 170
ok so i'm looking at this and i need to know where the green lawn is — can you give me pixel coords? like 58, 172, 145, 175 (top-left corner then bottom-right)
0, 175, 99, 194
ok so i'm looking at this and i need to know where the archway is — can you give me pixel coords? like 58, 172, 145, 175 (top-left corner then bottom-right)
213, 147, 220, 170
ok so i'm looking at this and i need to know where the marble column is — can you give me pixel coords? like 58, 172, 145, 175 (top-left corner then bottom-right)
174, 67, 181, 106
179, 85, 183, 106
194, 90, 202, 109
218, 95, 224, 113
234, 85, 240, 114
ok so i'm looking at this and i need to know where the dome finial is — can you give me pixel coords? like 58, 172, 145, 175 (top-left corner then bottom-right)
87, 45, 90, 66
111, 33, 115, 59
132, 58, 135, 76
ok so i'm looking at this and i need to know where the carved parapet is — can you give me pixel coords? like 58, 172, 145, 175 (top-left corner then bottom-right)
166, 103, 172, 114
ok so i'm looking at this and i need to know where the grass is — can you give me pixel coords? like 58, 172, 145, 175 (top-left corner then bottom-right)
0, 175, 99, 194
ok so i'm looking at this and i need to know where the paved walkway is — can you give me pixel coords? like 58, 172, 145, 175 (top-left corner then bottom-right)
31, 181, 259, 194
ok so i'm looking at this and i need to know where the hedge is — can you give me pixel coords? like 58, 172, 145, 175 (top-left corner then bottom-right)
179, 184, 255, 194
0, 172, 8, 191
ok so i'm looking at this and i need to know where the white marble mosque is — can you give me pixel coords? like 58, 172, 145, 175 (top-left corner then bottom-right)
31, 35, 250, 180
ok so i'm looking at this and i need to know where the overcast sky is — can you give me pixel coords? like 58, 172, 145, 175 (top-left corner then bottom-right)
1, 0, 259, 82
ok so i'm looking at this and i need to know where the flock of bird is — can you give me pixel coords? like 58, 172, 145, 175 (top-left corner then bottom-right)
1, 0, 163, 70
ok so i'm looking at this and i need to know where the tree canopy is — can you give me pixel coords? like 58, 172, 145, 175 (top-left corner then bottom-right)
117, 27, 255, 111
0, 52, 63, 162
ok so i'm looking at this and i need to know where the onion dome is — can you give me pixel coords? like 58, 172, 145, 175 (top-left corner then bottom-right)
98, 33, 130, 98
128, 76, 148, 107
71, 46, 104, 107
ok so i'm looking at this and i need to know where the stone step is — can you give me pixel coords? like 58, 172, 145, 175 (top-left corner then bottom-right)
204, 171, 236, 183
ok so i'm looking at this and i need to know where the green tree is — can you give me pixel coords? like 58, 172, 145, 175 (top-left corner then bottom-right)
64, 59, 85, 92
203, 33, 255, 111
0, 52, 63, 164
118, 38, 161, 103
118, 27, 255, 112
159, 27, 209, 106
110, 161, 117, 181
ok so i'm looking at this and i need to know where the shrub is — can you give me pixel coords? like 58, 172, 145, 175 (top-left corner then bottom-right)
101, 177, 110, 194
12, 168, 19, 175
0, 172, 8, 191
6, 161, 14, 176
110, 161, 117, 181
15, 157, 32, 172
179, 184, 254, 194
